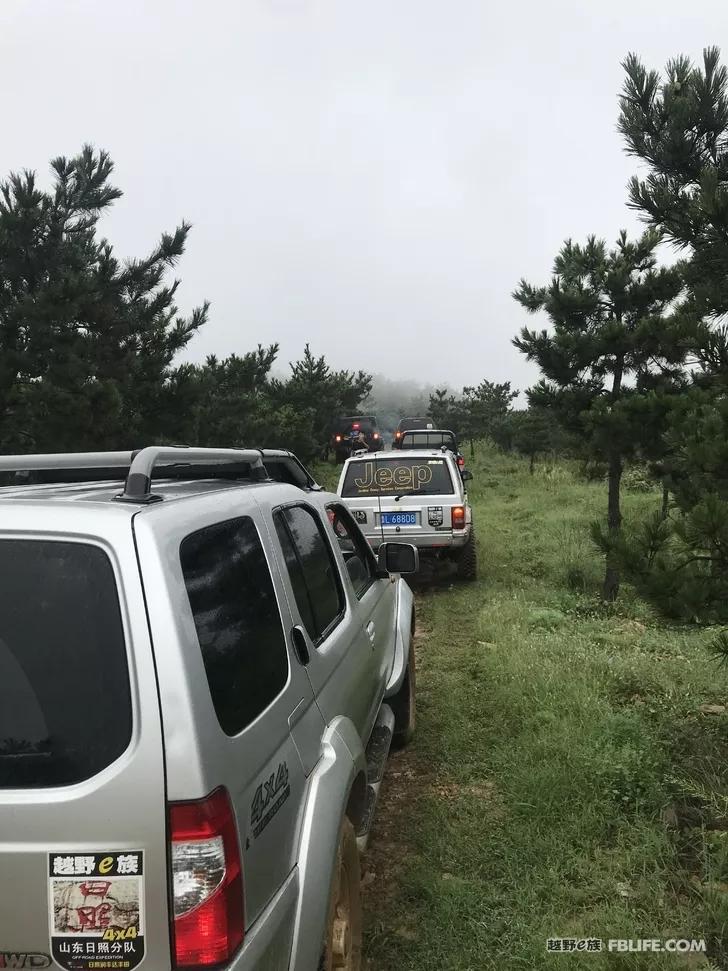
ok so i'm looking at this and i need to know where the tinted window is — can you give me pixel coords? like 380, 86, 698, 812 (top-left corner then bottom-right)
275, 506, 344, 642
398, 418, 431, 431
181, 517, 288, 736
0, 541, 130, 789
400, 431, 457, 450
334, 417, 376, 435
327, 505, 376, 598
341, 457, 455, 497
275, 517, 317, 635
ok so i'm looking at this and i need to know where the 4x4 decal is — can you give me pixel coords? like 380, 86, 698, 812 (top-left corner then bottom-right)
250, 762, 290, 839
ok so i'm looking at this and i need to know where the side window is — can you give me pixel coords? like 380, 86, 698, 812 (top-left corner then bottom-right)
274, 505, 344, 643
180, 516, 289, 736
326, 503, 376, 599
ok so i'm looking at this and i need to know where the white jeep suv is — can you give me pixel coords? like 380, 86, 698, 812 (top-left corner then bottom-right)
337, 447, 476, 580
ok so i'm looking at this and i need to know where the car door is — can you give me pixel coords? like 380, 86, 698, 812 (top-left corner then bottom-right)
269, 501, 391, 743
134, 496, 325, 938
325, 501, 396, 706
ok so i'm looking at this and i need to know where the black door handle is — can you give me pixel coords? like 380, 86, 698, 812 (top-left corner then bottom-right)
291, 626, 310, 665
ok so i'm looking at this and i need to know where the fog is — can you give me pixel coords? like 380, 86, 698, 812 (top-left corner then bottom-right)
1, 0, 726, 392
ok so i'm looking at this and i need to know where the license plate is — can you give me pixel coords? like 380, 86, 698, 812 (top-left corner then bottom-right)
380, 512, 418, 526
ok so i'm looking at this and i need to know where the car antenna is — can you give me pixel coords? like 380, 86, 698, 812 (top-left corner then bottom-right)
375, 449, 385, 549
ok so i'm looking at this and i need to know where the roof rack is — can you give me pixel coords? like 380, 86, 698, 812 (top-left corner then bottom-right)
119, 447, 269, 503
0, 446, 270, 504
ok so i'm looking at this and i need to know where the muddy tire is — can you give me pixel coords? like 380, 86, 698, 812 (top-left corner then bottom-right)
455, 530, 477, 581
319, 817, 362, 971
390, 631, 416, 748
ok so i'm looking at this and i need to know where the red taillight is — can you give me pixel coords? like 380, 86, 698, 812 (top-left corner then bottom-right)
373, 432, 380, 439
169, 788, 244, 967
352, 423, 360, 430
452, 506, 466, 529
335, 434, 342, 442
457, 455, 465, 469
395, 431, 401, 439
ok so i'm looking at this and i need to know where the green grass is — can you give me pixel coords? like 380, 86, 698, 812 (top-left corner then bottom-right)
317, 447, 728, 970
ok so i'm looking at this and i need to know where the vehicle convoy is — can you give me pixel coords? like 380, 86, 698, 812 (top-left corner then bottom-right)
330, 416, 384, 464
0, 445, 419, 971
337, 448, 477, 580
392, 417, 433, 448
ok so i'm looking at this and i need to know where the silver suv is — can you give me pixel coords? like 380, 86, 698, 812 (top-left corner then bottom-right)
0, 446, 418, 971
337, 447, 477, 581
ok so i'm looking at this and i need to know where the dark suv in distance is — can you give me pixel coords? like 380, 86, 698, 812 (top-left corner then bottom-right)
392, 417, 433, 448
398, 428, 466, 472
330, 415, 384, 463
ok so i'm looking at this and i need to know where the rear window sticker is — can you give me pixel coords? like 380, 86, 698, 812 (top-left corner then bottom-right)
48, 852, 144, 971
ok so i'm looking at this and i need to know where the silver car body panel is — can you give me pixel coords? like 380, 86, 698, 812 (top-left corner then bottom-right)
288, 718, 366, 971
384, 578, 415, 697
0, 503, 171, 969
0, 472, 410, 971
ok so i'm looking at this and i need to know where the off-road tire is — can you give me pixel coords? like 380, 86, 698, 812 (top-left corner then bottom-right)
319, 817, 362, 971
455, 529, 477, 581
390, 630, 416, 748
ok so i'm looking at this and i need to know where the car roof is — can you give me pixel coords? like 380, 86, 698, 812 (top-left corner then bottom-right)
0, 477, 279, 508
344, 449, 454, 463
0, 447, 323, 514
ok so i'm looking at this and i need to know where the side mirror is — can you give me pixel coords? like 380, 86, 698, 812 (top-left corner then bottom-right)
377, 542, 419, 576
461, 469, 473, 482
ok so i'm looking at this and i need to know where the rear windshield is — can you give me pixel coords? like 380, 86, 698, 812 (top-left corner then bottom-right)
335, 418, 375, 434
341, 457, 454, 497
0, 541, 131, 789
401, 431, 457, 450
398, 418, 431, 431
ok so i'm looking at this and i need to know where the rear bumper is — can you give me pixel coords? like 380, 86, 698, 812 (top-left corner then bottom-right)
334, 441, 384, 455
368, 528, 470, 553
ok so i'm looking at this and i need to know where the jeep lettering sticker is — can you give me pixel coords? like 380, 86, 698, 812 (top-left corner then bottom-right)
250, 761, 290, 839
48, 852, 144, 971
354, 462, 433, 493
342, 457, 455, 499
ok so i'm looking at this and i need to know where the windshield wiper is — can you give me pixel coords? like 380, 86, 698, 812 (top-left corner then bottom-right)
393, 490, 423, 502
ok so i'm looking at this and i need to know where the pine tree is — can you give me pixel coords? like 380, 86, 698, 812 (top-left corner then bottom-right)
619, 47, 728, 321
273, 345, 372, 457
509, 408, 556, 473
461, 381, 518, 455
614, 48, 728, 618
513, 230, 686, 599
0, 145, 207, 451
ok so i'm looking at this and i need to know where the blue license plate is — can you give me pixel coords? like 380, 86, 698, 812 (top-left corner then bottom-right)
380, 512, 418, 526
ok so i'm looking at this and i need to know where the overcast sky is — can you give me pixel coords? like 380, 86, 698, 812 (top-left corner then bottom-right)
1, 0, 726, 394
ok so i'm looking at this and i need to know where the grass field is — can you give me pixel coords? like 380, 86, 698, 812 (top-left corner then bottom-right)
317, 447, 728, 969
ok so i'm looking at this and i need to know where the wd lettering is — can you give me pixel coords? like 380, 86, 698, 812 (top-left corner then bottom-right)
0, 954, 51, 969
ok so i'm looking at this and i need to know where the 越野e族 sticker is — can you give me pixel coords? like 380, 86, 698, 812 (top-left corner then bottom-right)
48, 852, 144, 971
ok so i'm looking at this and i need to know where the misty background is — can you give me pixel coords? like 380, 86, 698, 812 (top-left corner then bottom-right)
1, 0, 725, 401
